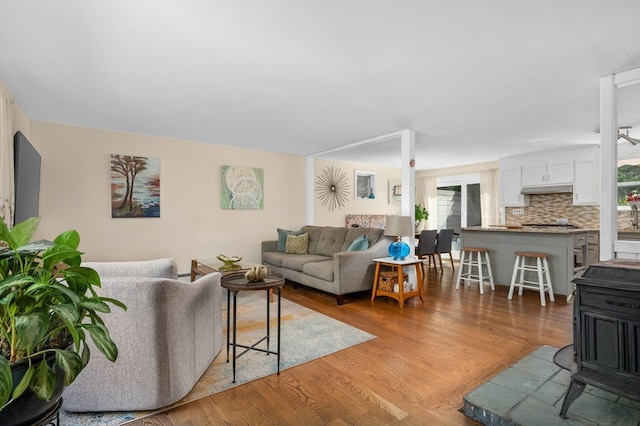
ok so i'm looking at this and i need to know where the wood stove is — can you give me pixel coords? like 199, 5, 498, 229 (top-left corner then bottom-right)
559, 259, 640, 418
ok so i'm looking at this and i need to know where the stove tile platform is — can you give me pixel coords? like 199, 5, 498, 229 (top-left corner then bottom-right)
463, 346, 640, 426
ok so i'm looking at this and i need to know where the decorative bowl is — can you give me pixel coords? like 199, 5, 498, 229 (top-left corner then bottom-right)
216, 254, 242, 272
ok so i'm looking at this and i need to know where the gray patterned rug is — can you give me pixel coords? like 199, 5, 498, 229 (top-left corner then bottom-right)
61, 291, 376, 425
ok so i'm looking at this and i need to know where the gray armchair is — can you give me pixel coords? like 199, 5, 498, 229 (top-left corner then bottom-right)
62, 259, 223, 412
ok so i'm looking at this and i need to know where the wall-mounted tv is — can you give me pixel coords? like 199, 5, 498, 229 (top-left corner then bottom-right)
13, 131, 41, 225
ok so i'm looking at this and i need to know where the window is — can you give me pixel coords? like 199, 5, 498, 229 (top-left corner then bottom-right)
436, 173, 481, 259
617, 160, 640, 206
617, 140, 640, 207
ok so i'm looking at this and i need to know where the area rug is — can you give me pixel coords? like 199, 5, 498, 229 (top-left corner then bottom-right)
463, 345, 640, 425
60, 291, 376, 426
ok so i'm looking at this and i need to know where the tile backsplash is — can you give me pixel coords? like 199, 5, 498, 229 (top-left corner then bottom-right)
504, 193, 635, 230
504, 193, 604, 229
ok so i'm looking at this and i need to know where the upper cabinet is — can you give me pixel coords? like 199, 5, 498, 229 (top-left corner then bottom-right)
499, 146, 600, 206
573, 155, 600, 205
522, 160, 573, 186
500, 165, 530, 207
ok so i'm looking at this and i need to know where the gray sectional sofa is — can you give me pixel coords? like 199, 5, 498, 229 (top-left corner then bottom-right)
262, 226, 391, 304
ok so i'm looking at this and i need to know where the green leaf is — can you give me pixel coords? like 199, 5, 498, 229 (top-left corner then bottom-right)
4, 217, 41, 249
53, 229, 80, 250
100, 297, 128, 311
31, 358, 56, 401
55, 349, 84, 386
0, 356, 12, 407
80, 298, 111, 313
84, 323, 118, 362
12, 363, 34, 400
42, 244, 82, 270
50, 303, 80, 325
15, 311, 50, 354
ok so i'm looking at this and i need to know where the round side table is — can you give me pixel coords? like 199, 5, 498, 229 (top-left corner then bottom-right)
220, 272, 285, 383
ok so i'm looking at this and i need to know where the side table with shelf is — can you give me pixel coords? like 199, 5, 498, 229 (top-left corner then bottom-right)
371, 257, 424, 308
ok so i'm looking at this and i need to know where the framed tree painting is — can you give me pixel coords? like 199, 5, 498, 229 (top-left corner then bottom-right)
221, 165, 264, 209
111, 154, 160, 218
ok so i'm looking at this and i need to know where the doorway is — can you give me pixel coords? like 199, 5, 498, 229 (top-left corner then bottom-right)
436, 174, 482, 258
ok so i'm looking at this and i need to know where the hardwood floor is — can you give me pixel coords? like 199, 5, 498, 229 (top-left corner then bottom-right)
129, 264, 573, 425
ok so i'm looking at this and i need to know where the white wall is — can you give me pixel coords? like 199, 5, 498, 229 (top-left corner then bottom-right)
28, 121, 306, 274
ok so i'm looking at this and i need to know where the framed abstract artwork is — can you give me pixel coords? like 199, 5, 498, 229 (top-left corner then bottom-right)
111, 154, 160, 218
221, 165, 264, 210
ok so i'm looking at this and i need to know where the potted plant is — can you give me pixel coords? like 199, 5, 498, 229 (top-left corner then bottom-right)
415, 204, 429, 232
0, 216, 126, 424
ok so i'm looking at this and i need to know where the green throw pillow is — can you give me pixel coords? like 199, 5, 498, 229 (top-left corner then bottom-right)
285, 233, 308, 254
277, 228, 304, 252
347, 235, 369, 251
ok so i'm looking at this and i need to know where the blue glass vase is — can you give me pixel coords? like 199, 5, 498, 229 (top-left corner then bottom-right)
388, 241, 410, 260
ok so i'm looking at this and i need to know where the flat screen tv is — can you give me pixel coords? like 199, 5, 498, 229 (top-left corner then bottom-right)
13, 131, 41, 225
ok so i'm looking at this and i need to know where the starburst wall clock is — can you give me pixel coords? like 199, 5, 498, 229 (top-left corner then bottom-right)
315, 166, 350, 211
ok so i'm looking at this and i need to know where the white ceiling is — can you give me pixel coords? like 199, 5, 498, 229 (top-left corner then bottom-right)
1, 0, 639, 170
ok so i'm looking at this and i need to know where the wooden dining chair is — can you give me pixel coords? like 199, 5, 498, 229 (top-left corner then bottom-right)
435, 228, 455, 273
416, 230, 438, 274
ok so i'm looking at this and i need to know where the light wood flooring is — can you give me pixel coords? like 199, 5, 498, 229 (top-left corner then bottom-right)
129, 263, 573, 425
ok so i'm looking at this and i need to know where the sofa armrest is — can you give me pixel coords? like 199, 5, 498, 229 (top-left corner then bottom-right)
262, 240, 278, 254
333, 236, 393, 294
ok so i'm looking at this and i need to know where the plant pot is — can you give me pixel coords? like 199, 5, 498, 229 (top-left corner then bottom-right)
415, 220, 425, 233
0, 354, 65, 426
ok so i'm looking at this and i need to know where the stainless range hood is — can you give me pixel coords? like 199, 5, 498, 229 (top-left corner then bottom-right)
520, 184, 573, 195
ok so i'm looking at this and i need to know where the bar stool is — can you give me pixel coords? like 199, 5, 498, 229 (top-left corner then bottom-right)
455, 247, 495, 294
508, 251, 555, 307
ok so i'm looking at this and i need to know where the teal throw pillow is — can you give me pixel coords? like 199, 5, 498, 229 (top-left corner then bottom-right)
347, 235, 369, 251
277, 228, 304, 252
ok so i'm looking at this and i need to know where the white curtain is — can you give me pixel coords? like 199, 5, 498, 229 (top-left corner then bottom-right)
480, 169, 499, 227
0, 85, 15, 226
416, 175, 437, 229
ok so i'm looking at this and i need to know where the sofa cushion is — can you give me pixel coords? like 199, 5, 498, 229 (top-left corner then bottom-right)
285, 233, 308, 254
300, 226, 325, 255
347, 235, 369, 251
315, 227, 348, 257
262, 251, 291, 267
277, 228, 304, 252
281, 254, 331, 272
340, 227, 383, 252
303, 260, 334, 282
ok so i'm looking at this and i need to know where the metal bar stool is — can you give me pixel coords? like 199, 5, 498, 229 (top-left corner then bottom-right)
508, 251, 555, 306
455, 247, 495, 294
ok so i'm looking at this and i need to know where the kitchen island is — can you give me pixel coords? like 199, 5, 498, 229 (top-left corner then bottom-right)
461, 227, 599, 299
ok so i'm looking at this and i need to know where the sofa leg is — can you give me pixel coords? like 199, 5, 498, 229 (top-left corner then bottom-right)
336, 295, 345, 305
292, 282, 300, 289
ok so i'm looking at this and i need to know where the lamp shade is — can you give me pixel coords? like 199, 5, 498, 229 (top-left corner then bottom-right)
384, 215, 413, 238
384, 215, 413, 260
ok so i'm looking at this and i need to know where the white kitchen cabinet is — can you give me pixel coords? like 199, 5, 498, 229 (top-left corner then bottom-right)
574, 157, 599, 205
522, 160, 573, 186
500, 165, 530, 206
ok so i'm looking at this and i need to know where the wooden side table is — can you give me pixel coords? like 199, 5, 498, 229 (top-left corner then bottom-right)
371, 257, 424, 308
220, 272, 285, 383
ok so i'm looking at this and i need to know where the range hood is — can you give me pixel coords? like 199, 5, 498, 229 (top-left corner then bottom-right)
520, 184, 573, 195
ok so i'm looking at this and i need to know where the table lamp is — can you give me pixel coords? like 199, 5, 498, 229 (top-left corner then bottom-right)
384, 215, 412, 260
